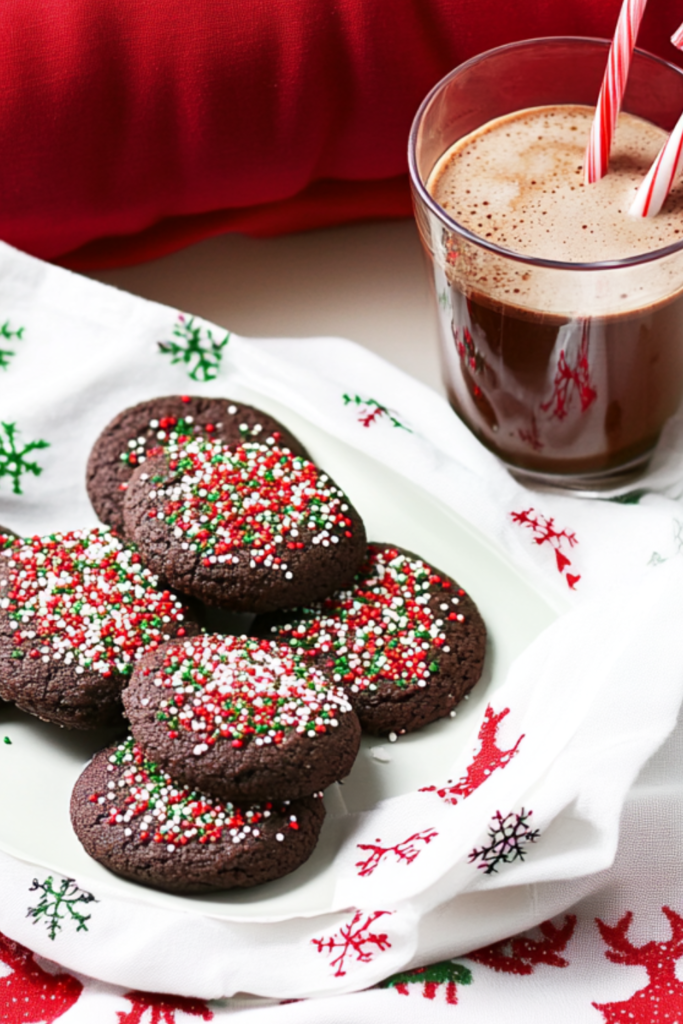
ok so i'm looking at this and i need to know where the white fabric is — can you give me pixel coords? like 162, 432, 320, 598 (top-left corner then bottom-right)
1, 240, 683, 1018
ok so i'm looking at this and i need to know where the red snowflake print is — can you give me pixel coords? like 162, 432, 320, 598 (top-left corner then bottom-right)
0, 931, 82, 1023
117, 990, 213, 1024
540, 328, 597, 421
510, 507, 580, 589
342, 394, 411, 431
380, 960, 473, 1003
312, 910, 392, 977
355, 829, 439, 877
592, 906, 683, 1023
420, 705, 523, 805
467, 915, 577, 974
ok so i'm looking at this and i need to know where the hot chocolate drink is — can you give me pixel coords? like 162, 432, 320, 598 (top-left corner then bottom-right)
426, 105, 683, 481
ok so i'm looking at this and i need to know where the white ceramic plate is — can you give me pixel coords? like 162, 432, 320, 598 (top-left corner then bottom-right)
0, 385, 562, 923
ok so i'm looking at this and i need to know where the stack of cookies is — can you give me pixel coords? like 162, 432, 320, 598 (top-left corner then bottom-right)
0, 395, 486, 894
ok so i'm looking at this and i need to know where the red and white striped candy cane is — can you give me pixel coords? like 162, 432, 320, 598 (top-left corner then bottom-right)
629, 111, 683, 217
584, 0, 649, 184
627, 16, 683, 217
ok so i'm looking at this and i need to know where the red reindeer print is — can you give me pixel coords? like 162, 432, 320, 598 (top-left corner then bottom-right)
510, 508, 580, 589
467, 915, 577, 975
421, 705, 523, 805
592, 906, 683, 1023
453, 327, 485, 376
117, 990, 213, 1024
0, 931, 82, 1023
312, 910, 392, 977
518, 415, 544, 452
540, 328, 597, 421
355, 829, 439, 877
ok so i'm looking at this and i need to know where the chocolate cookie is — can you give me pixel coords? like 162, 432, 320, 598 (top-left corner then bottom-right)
0, 529, 195, 729
86, 395, 308, 534
71, 737, 325, 893
256, 543, 487, 735
123, 634, 361, 802
0, 530, 17, 705
123, 437, 367, 612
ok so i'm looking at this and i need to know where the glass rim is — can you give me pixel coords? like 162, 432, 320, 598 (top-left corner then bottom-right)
408, 35, 683, 272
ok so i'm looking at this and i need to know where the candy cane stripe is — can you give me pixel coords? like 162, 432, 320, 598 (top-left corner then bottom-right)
630, 112, 683, 218
585, 0, 648, 184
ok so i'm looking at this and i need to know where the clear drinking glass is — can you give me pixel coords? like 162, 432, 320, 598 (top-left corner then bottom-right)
409, 38, 683, 490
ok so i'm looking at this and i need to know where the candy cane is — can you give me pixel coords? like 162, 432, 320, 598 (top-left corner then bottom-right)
672, 19, 683, 49
585, 0, 649, 184
629, 110, 683, 217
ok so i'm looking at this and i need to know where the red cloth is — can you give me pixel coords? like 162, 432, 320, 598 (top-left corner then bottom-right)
4, 0, 683, 269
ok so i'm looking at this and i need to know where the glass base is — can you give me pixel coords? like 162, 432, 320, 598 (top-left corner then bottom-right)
504, 450, 653, 497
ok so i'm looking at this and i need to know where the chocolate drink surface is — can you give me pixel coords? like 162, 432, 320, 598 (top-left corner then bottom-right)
428, 105, 683, 479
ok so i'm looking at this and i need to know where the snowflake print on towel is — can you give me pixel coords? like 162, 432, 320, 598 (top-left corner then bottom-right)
27, 876, 96, 940
0, 931, 82, 1023
592, 906, 683, 1024
0, 423, 49, 496
355, 829, 439, 877
421, 705, 523, 805
342, 394, 411, 431
0, 321, 24, 371
510, 507, 580, 589
469, 808, 540, 874
158, 315, 230, 382
117, 990, 213, 1023
380, 960, 472, 1004
467, 915, 577, 974
312, 910, 392, 977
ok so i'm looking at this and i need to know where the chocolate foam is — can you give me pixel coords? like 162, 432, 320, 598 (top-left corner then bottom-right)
427, 105, 683, 317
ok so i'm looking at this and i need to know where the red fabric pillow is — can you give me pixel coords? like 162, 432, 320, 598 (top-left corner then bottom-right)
4, 0, 683, 269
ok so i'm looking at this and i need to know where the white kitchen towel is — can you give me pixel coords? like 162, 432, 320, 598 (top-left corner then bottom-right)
1, 239, 683, 1014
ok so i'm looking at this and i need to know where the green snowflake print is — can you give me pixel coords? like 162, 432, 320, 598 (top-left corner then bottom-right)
158, 314, 230, 382
0, 422, 49, 495
0, 320, 24, 371
27, 877, 96, 940
342, 394, 411, 431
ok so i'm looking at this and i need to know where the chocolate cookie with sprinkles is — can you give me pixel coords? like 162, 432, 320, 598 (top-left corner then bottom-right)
0, 529, 17, 705
86, 395, 308, 535
123, 634, 361, 801
71, 736, 325, 893
0, 526, 17, 546
123, 436, 367, 612
0, 528, 195, 729
255, 543, 487, 735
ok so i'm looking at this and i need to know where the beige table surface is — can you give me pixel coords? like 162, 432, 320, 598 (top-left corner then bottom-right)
88, 219, 445, 396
